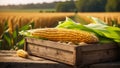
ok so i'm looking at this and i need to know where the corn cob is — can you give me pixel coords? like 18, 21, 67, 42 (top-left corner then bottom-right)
30, 28, 99, 44
16, 49, 28, 58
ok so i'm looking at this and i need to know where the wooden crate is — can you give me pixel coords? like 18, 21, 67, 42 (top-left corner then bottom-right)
24, 37, 119, 66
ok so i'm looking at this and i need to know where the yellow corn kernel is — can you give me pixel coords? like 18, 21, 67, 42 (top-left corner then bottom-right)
16, 49, 28, 58
30, 28, 99, 44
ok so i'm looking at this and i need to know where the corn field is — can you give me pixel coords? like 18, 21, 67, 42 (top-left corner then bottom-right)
0, 12, 120, 50
0, 12, 120, 36
77, 13, 120, 25
0, 12, 74, 36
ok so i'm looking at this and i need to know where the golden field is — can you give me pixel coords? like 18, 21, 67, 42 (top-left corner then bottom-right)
77, 12, 120, 24
0, 12, 120, 36
0, 12, 74, 28
0, 12, 74, 35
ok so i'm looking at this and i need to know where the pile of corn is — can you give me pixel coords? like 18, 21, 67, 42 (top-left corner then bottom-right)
28, 28, 99, 44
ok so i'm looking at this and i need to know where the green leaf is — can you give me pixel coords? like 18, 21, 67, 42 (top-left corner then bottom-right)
30, 22, 35, 29
19, 22, 34, 31
106, 26, 120, 31
16, 39, 25, 49
56, 17, 76, 28
13, 26, 19, 45
101, 30, 119, 39
84, 17, 120, 43
56, 17, 120, 44
114, 39, 120, 43
0, 40, 3, 45
4, 21, 9, 31
19, 25, 30, 31
0, 40, 3, 49
4, 32, 12, 46
98, 37, 115, 44
19, 30, 32, 37
85, 23, 108, 30
88, 16, 107, 25
13, 26, 19, 39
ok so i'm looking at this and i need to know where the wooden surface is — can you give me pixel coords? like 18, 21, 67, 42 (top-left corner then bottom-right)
0, 50, 120, 68
0, 50, 72, 68
89, 61, 120, 68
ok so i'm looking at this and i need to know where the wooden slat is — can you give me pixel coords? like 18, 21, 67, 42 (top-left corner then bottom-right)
25, 37, 76, 52
79, 43, 118, 52
27, 43, 75, 65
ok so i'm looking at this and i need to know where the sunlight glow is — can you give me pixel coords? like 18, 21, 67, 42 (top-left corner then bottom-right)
0, 0, 66, 5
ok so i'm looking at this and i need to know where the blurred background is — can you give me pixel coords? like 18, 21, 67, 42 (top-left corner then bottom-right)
0, 0, 119, 12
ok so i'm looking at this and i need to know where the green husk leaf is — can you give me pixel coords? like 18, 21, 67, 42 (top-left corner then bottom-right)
19, 30, 32, 37
88, 16, 107, 25
56, 17, 120, 44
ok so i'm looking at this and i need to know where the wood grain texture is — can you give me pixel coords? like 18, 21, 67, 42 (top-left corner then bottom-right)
25, 37, 119, 66
0, 50, 72, 68
0, 50, 120, 68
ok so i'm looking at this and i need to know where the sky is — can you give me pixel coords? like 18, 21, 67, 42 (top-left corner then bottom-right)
0, 0, 66, 5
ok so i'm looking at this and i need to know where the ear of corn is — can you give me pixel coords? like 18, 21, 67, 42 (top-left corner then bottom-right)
16, 49, 28, 58
30, 28, 99, 44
